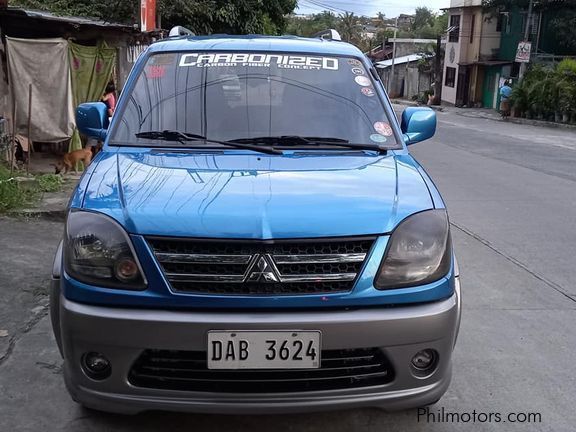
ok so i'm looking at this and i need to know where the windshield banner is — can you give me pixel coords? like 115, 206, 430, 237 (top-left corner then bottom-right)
179, 53, 339, 71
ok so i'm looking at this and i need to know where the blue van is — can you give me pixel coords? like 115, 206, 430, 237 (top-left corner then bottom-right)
50, 30, 461, 414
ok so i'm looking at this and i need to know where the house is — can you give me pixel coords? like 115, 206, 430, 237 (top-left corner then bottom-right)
0, 8, 156, 90
397, 14, 415, 30
441, 0, 505, 108
0, 7, 156, 155
442, 0, 575, 109
499, 6, 574, 65
376, 53, 432, 99
360, 24, 379, 40
366, 43, 393, 63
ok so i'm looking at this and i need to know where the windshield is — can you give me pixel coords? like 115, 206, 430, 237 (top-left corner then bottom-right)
110, 51, 400, 149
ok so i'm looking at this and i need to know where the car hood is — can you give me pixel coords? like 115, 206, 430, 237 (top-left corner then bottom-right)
81, 149, 434, 239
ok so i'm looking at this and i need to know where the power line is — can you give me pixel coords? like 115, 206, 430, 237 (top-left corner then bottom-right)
306, 0, 350, 13
299, 0, 372, 18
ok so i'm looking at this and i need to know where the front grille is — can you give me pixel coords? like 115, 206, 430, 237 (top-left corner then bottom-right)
147, 237, 375, 295
129, 348, 395, 393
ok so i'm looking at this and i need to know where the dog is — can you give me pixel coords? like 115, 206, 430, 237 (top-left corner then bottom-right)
54, 147, 93, 175
14, 137, 28, 165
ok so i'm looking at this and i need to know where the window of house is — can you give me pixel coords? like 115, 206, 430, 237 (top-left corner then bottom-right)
445, 67, 456, 88
449, 15, 460, 43
470, 14, 475, 43
496, 14, 503, 32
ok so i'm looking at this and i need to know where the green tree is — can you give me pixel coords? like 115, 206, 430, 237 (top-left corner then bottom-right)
412, 7, 435, 31
337, 12, 360, 43
285, 11, 338, 37
433, 11, 448, 35
12, 0, 297, 34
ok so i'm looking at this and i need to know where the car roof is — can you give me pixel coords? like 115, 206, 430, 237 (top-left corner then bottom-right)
147, 35, 365, 57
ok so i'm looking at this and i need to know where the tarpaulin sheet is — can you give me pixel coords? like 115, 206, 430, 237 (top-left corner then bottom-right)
69, 41, 116, 105
6, 37, 75, 142
68, 41, 116, 152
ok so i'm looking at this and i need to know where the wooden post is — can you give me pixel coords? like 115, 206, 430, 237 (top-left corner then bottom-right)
9, 97, 16, 176
26, 83, 32, 175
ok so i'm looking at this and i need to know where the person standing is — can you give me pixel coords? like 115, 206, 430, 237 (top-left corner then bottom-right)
102, 81, 117, 119
499, 80, 513, 120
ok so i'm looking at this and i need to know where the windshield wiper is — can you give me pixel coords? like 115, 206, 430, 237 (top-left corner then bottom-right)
135, 130, 283, 155
229, 136, 388, 153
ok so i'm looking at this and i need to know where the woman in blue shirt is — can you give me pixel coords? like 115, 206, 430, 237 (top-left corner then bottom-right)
499, 80, 513, 120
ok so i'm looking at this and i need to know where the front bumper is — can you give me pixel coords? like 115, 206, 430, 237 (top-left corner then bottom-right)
54, 277, 461, 415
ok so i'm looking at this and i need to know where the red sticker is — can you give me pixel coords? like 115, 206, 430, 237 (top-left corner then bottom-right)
374, 121, 393, 136
361, 87, 375, 97
146, 65, 166, 78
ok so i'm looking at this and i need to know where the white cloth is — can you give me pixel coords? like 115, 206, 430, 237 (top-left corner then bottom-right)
6, 37, 75, 142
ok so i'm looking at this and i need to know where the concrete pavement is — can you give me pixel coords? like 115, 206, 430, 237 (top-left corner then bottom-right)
1, 110, 575, 431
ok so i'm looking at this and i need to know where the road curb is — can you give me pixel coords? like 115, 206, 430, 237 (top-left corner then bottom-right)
506, 117, 576, 130
8, 208, 66, 222
453, 110, 576, 130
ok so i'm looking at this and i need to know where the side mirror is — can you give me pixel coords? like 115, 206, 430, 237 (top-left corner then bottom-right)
401, 107, 437, 145
76, 102, 108, 140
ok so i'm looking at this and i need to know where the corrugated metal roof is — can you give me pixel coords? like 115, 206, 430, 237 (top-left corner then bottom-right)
375, 54, 426, 69
4, 7, 132, 29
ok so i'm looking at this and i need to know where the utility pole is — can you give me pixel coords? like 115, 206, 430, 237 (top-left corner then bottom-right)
433, 33, 442, 105
518, 0, 534, 79
388, 16, 398, 95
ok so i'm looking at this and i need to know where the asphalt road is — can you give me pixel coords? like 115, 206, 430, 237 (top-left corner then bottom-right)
1, 110, 575, 431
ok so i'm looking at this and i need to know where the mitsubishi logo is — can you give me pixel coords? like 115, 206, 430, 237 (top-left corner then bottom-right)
246, 254, 280, 283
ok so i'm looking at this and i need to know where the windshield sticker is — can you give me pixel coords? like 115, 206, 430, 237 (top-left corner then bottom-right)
355, 76, 371, 86
348, 59, 362, 67
361, 87, 375, 97
370, 134, 387, 143
179, 53, 339, 71
374, 121, 393, 136
149, 53, 177, 65
146, 65, 166, 79
351, 67, 364, 75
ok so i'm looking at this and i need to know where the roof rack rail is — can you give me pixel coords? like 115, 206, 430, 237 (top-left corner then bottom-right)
168, 26, 195, 37
312, 29, 342, 41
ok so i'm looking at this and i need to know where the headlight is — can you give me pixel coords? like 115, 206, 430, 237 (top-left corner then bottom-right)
64, 211, 147, 290
374, 210, 452, 289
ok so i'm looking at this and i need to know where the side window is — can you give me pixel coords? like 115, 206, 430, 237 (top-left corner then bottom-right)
449, 15, 460, 43
445, 67, 456, 88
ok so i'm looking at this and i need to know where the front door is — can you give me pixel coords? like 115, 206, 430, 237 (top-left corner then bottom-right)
455, 66, 470, 107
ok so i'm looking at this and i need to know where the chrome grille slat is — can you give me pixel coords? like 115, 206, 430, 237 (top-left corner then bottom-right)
166, 274, 246, 283
166, 272, 358, 283
280, 273, 358, 282
273, 253, 366, 264
147, 237, 374, 295
156, 253, 252, 264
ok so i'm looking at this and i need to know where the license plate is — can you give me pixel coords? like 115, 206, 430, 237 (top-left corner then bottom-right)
207, 331, 321, 369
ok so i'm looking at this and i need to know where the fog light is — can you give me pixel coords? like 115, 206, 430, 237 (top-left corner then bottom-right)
114, 257, 139, 282
82, 352, 111, 380
411, 349, 437, 371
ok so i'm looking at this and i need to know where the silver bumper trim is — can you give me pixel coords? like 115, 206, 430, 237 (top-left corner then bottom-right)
56, 278, 461, 415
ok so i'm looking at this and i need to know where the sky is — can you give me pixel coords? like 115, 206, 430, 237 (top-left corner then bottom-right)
296, 0, 451, 18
